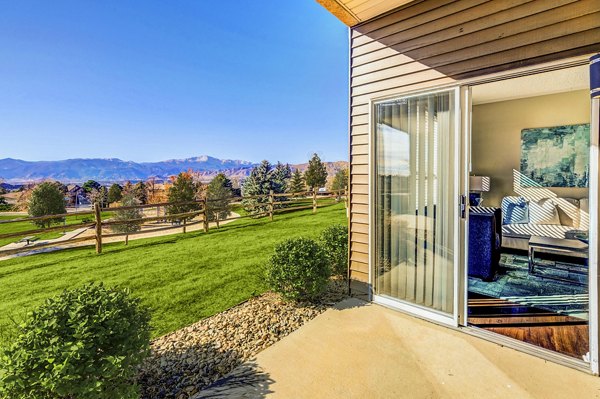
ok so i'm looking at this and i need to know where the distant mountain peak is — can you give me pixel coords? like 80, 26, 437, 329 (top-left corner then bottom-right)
0, 155, 259, 184
0, 155, 348, 184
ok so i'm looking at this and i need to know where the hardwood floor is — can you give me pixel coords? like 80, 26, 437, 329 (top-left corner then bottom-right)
468, 294, 589, 359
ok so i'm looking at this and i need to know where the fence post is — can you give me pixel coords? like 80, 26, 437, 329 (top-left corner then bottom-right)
202, 199, 209, 233
183, 218, 187, 234
269, 190, 274, 221
94, 203, 102, 254
313, 188, 317, 214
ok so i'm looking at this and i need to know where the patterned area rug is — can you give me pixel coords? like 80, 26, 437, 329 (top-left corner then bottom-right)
468, 253, 588, 319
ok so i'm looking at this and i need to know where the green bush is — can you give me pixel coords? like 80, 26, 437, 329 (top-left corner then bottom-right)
320, 224, 348, 278
267, 237, 330, 301
0, 283, 151, 399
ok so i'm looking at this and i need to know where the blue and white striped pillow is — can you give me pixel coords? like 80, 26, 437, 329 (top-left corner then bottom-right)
501, 197, 529, 225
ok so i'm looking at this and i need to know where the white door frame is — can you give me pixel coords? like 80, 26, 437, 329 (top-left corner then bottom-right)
458, 85, 472, 326
590, 94, 599, 374
368, 86, 464, 328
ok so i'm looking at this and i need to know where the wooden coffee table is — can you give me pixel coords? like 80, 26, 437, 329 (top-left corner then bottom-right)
528, 235, 588, 274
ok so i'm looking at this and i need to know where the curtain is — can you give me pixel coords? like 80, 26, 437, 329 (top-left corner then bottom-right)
375, 91, 455, 314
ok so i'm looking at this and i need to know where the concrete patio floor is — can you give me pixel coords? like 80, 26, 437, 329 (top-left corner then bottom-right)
197, 298, 600, 399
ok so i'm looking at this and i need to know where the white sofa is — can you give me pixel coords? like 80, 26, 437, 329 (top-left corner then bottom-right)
501, 196, 588, 251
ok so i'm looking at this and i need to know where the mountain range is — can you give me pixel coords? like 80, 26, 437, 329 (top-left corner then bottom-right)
0, 156, 347, 184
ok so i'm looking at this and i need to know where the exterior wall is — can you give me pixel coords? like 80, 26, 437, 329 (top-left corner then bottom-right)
348, 0, 600, 296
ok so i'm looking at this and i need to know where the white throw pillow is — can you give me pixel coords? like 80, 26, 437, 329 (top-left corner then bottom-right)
529, 199, 561, 225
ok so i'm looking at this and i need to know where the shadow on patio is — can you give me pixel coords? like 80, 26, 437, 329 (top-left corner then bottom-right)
196, 298, 600, 398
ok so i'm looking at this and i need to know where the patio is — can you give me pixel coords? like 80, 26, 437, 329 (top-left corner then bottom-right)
198, 298, 600, 398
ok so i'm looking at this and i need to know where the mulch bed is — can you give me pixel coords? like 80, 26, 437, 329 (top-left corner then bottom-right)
138, 280, 348, 399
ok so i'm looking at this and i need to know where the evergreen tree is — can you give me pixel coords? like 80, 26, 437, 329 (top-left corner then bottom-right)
206, 173, 232, 227
241, 160, 273, 215
82, 180, 100, 193
107, 183, 123, 204
304, 153, 328, 190
242, 160, 294, 215
167, 172, 200, 221
132, 182, 147, 205
28, 182, 67, 228
288, 169, 306, 194
110, 192, 143, 234
271, 162, 292, 193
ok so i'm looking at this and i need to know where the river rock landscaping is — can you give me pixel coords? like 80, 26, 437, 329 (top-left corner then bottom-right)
138, 279, 348, 399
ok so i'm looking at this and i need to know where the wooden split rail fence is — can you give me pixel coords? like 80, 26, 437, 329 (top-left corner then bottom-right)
0, 189, 347, 257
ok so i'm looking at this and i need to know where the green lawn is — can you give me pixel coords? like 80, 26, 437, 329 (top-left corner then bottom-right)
0, 203, 347, 344
0, 212, 112, 247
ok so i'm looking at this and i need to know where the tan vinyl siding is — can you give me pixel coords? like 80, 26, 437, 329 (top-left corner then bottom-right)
350, 267, 369, 281
351, 144, 368, 155
351, 241, 369, 254
347, 0, 600, 295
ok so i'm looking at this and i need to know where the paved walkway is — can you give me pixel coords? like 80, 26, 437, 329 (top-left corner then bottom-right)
0, 226, 89, 252
198, 298, 600, 399
0, 212, 239, 260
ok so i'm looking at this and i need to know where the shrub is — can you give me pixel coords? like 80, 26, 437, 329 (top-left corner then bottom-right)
320, 224, 348, 278
267, 237, 330, 301
0, 283, 151, 399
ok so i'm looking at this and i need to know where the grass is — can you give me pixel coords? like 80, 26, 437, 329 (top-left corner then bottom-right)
0, 212, 112, 247
230, 203, 249, 217
0, 203, 347, 345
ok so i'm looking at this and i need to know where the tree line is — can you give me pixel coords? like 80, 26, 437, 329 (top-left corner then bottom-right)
8, 153, 348, 231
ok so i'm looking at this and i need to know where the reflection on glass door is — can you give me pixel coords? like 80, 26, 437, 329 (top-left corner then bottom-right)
374, 90, 457, 316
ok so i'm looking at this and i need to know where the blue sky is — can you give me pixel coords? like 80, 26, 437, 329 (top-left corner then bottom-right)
0, 1, 348, 164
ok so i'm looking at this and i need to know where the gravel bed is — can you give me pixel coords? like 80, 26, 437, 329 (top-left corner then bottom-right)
138, 280, 348, 399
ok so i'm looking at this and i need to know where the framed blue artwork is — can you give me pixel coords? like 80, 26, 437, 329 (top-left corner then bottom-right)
520, 124, 590, 188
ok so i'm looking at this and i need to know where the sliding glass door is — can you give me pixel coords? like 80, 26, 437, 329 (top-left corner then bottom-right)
373, 89, 460, 322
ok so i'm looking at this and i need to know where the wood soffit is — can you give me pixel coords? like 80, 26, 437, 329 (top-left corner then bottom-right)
316, 0, 416, 27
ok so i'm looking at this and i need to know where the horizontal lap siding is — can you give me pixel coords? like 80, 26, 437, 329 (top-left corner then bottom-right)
347, 0, 600, 296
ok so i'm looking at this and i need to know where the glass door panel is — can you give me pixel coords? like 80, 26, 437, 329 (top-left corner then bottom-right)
374, 90, 457, 316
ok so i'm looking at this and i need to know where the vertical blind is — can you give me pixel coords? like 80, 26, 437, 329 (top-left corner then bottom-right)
374, 91, 456, 314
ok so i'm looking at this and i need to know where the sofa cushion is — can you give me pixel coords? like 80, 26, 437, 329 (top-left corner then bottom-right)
501, 196, 529, 224
555, 197, 580, 227
502, 223, 573, 240
529, 198, 560, 225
